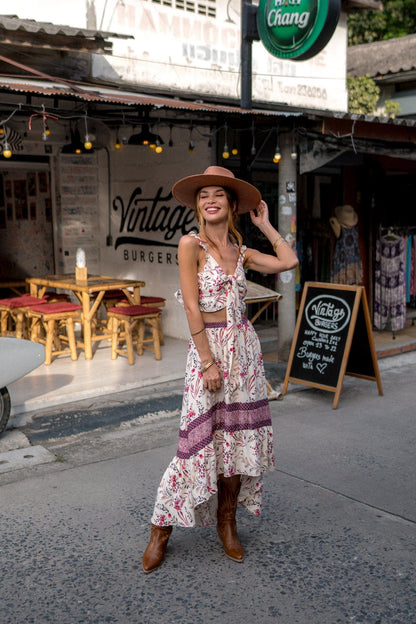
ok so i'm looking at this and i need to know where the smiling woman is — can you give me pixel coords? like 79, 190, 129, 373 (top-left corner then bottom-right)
141, 166, 298, 573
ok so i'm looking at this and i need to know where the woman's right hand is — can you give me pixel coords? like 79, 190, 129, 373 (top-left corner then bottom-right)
203, 363, 222, 392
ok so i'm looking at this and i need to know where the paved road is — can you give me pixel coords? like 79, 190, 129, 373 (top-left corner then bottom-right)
0, 353, 415, 623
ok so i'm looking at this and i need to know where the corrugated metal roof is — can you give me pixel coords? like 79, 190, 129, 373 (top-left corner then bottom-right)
1, 76, 415, 131
348, 34, 416, 78
0, 76, 299, 117
0, 14, 132, 40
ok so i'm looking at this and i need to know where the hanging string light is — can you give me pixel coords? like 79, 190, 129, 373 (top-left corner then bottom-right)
231, 130, 238, 156
2, 127, 11, 158
83, 112, 92, 150
28, 105, 58, 142
250, 122, 256, 156
273, 127, 281, 164
188, 125, 195, 153
290, 132, 298, 160
222, 122, 230, 159
114, 131, 121, 150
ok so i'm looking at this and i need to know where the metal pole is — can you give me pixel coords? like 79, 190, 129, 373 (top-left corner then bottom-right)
241, 0, 253, 110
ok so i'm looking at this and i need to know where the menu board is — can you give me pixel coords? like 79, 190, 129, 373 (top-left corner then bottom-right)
58, 153, 100, 273
282, 282, 383, 408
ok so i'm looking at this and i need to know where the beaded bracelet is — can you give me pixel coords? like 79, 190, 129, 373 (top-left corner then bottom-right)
201, 360, 215, 373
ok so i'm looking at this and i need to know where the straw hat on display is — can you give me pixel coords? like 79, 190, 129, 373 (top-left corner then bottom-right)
334, 204, 358, 227
172, 166, 261, 215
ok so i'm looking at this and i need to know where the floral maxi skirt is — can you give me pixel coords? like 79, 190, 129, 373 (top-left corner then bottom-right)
151, 318, 275, 528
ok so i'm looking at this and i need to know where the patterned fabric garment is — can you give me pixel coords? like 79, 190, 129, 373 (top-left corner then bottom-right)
374, 236, 406, 332
151, 232, 274, 527
331, 225, 363, 285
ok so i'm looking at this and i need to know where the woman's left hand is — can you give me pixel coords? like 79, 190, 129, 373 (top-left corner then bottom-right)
250, 200, 270, 228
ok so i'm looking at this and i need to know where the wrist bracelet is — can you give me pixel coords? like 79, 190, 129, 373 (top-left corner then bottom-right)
273, 237, 286, 251
201, 360, 215, 373
191, 327, 205, 337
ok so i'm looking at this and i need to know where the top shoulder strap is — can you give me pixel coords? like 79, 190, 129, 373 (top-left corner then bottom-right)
189, 230, 208, 251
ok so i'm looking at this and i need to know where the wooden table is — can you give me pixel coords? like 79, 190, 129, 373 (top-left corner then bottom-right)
245, 280, 282, 323
0, 279, 28, 295
27, 274, 145, 360
245, 280, 282, 400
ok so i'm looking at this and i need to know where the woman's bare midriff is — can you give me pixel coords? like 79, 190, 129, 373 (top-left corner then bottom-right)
201, 309, 227, 323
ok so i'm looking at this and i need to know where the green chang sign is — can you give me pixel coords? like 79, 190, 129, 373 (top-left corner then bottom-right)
257, 0, 341, 61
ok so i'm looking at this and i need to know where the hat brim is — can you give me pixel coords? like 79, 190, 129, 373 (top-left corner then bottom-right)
172, 173, 261, 215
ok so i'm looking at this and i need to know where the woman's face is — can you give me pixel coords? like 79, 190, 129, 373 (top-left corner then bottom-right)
197, 186, 232, 224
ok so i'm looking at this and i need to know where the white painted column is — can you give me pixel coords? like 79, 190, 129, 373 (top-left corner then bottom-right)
277, 131, 298, 361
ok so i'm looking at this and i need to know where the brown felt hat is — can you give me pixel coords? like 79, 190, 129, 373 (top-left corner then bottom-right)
335, 204, 358, 227
172, 166, 261, 215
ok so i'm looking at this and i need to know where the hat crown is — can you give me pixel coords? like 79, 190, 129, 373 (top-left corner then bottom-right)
202, 166, 235, 180
172, 166, 261, 215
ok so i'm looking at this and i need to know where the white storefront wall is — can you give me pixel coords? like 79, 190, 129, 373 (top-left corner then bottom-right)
12, 0, 348, 112
97, 134, 210, 340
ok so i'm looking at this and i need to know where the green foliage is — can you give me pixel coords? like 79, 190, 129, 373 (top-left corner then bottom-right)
348, 0, 416, 45
384, 99, 401, 118
347, 75, 380, 114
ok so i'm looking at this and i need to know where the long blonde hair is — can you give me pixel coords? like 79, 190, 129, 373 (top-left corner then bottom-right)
195, 187, 243, 256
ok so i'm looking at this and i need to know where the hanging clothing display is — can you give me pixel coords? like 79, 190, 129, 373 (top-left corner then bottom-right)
331, 224, 363, 285
374, 235, 407, 332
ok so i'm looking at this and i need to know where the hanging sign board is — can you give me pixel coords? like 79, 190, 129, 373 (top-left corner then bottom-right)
282, 282, 383, 408
257, 0, 341, 61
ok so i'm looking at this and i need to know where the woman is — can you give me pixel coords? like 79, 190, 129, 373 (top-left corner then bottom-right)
142, 166, 298, 573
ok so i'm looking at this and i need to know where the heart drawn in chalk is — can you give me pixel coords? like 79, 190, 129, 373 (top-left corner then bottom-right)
316, 363, 327, 374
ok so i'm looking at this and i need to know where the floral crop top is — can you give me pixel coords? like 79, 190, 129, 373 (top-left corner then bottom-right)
175, 231, 247, 323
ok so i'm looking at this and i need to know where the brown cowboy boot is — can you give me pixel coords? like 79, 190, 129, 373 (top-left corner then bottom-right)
217, 474, 244, 562
142, 524, 173, 573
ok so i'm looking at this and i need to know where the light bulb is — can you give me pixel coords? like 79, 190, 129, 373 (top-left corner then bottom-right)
84, 135, 92, 150
231, 145, 238, 156
273, 152, 281, 164
222, 143, 230, 159
115, 138, 121, 150
290, 151, 297, 160
188, 140, 195, 153
3, 144, 12, 158
155, 140, 163, 154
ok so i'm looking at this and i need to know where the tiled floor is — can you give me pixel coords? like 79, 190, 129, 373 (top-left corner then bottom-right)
7, 320, 416, 421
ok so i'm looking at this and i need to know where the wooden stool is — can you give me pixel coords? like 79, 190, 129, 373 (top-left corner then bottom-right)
107, 305, 162, 364
27, 302, 82, 365
140, 296, 166, 345
0, 294, 48, 338
115, 295, 166, 345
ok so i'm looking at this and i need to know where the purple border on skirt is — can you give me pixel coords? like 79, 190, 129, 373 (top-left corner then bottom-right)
177, 398, 271, 459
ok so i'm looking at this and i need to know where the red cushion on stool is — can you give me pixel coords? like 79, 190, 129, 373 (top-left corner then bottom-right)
9, 295, 48, 308
107, 305, 161, 316
44, 292, 70, 301
0, 297, 15, 306
29, 302, 82, 314
141, 296, 166, 304
103, 289, 126, 299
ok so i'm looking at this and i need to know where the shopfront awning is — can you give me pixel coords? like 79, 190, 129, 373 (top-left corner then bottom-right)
0, 75, 300, 118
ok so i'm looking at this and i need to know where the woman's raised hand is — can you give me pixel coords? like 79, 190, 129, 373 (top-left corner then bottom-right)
250, 199, 270, 228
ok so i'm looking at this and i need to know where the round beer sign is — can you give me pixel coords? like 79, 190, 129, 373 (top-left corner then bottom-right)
257, 0, 341, 61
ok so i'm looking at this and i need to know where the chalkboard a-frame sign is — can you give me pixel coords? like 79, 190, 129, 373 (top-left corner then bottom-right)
282, 282, 383, 409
